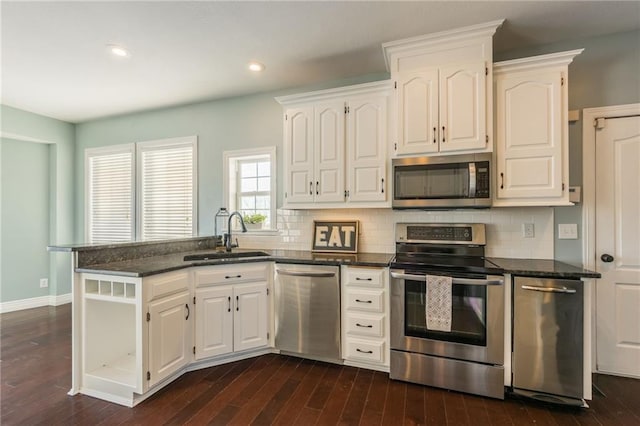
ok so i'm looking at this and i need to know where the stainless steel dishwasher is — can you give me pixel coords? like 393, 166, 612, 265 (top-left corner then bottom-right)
274, 264, 341, 363
512, 276, 584, 406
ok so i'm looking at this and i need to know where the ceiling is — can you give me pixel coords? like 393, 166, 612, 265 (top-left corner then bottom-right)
2, 1, 639, 123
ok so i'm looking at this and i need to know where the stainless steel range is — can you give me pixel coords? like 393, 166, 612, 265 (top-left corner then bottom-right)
389, 223, 506, 399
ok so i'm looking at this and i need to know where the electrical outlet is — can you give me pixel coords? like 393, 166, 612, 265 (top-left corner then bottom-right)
558, 223, 578, 239
522, 223, 535, 238
40, 278, 48, 288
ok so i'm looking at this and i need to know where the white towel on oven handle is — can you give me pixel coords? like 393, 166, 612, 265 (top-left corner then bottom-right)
426, 274, 452, 332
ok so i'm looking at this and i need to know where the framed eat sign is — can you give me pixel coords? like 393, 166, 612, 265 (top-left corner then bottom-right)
312, 220, 359, 253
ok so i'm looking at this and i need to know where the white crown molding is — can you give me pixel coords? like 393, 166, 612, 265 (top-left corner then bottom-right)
493, 49, 584, 74
382, 19, 505, 71
0, 293, 71, 314
275, 80, 392, 106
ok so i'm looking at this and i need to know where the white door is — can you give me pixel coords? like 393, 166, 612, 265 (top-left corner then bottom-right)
396, 69, 439, 155
147, 291, 192, 387
314, 101, 345, 203
347, 96, 387, 202
284, 107, 314, 204
195, 286, 233, 359
596, 115, 640, 378
233, 282, 269, 352
439, 62, 486, 153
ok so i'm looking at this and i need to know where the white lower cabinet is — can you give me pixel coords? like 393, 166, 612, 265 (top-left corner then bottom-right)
147, 290, 192, 388
80, 269, 192, 406
341, 266, 389, 371
194, 263, 270, 360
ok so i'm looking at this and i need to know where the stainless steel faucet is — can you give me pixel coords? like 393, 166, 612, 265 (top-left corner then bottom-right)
224, 211, 247, 252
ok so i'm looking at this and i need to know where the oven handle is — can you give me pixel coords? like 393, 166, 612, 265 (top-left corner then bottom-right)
390, 272, 503, 286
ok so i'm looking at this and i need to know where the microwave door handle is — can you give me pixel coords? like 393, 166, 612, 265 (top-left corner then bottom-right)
390, 272, 503, 286
468, 162, 477, 198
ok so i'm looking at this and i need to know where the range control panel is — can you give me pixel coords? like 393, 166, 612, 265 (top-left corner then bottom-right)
396, 223, 486, 246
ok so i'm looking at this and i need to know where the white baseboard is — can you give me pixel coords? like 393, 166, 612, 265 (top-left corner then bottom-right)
0, 293, 72, 314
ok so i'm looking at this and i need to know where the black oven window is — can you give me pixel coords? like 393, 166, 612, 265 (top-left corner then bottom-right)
405, 279, 487, 346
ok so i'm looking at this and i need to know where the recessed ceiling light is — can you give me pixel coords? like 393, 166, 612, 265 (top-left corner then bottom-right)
107, 44, 131, 58
248, 62, 265, 72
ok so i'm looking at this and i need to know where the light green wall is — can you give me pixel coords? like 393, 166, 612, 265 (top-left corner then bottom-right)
496, 29, 640, 265
0, 105, 75, 302
1, 139, 50, 301
74, 73, 387, 241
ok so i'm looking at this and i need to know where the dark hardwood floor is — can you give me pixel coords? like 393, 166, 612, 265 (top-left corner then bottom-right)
2, 304, 639, 425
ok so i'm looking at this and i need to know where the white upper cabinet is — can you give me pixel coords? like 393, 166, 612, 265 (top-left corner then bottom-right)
493, 49, 583, 206
347, 96, 388, 202
383, 20, 503, 157
277, 80, 392, 209
314, 101, 346, 203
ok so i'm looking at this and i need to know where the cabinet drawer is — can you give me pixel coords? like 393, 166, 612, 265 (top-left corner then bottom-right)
343, 267, 385, 288
345, 313, 384, 338
345, 339, 385, 364
145, 270, 190, 302
194, 263, 269, 287
345, 289, 384, 312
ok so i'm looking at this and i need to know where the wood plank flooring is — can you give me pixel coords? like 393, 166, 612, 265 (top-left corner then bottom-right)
2, 304, 639, 425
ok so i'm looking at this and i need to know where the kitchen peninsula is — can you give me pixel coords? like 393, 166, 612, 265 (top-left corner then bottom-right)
49, 236, 598, 407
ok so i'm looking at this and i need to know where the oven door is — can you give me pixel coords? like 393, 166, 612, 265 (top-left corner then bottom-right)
390, 269, 504, 365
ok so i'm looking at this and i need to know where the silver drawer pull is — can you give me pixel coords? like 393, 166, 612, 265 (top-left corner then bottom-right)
356, 323, 373, 328
355, 299, 372, 304
356, 348, 373, 354
521, 285, 576, 294
356, 277, 372, 281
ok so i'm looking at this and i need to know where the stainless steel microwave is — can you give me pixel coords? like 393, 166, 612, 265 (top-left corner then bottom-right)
392, 153, 492, 209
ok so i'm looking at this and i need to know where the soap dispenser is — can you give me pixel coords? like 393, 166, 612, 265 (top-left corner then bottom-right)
214, 207, 229, 245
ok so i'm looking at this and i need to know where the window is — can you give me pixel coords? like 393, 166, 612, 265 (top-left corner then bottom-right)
85, 136, 197, 243
86, 145, 135, 243
224, 147, 276, 230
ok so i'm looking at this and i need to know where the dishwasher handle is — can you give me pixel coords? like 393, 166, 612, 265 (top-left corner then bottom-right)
276, 269, 336, 278
521, 285, 576, 294
390, 271, 503, 286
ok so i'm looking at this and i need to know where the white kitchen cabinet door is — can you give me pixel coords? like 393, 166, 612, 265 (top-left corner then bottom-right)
347, 96, 387, 202
284, 107, 314, 204
147, 291, 191, 388
495, 70, 563, 201
396, 69, 439, 155
233, 282, 269, 352
314, 101, 346, 203
439, 62, 487, 153
195, 286, 233, 360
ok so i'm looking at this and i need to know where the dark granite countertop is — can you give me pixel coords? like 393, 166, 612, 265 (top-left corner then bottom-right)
76, 249, 395, 277
60, 236, 599, 280
488, 258, 601, 279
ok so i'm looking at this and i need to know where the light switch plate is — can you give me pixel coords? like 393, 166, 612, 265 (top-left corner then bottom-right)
558, 224, 578, 239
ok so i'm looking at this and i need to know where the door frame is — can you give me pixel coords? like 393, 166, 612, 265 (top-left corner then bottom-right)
582, 103, 640, 374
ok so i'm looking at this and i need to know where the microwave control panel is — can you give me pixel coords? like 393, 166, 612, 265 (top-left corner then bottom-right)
475, 162, 490, 198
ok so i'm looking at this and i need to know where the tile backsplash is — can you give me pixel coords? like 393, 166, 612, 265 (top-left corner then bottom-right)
236, 207, 554, 259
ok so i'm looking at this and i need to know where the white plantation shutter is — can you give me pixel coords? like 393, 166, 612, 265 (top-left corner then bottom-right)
86, 145, 134, 243
138, 138, 197, 240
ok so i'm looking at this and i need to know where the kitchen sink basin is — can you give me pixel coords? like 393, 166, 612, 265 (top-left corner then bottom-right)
184, 251, 270, 262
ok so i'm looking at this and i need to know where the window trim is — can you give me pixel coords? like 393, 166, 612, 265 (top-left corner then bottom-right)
223, 146, 276, 232
85, 143, 135, 243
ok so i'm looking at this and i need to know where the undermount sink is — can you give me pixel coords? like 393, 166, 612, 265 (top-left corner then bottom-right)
184, 251, 270, 262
